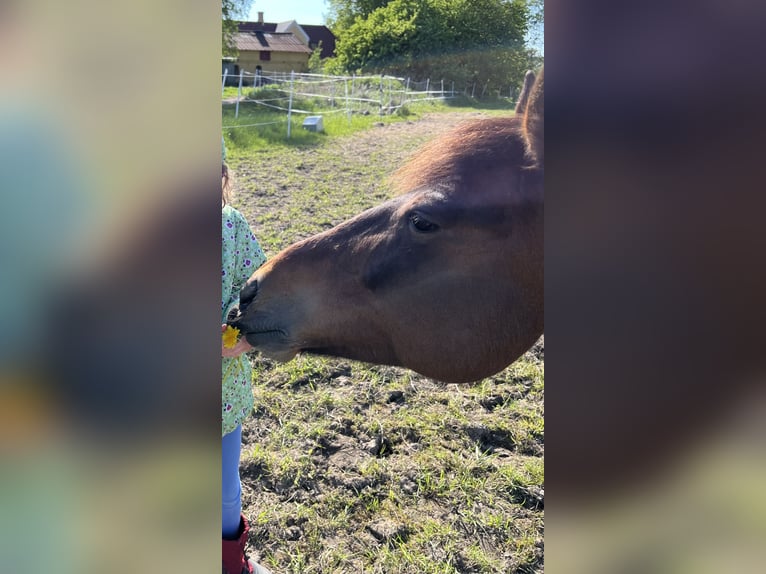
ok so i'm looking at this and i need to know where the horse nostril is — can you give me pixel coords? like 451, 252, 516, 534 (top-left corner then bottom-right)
239, 279, 258, 313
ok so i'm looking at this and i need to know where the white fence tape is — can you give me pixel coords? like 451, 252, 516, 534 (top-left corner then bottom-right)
222, 70, 521, 138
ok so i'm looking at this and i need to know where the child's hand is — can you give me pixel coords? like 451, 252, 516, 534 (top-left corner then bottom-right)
221, 324, 253, 357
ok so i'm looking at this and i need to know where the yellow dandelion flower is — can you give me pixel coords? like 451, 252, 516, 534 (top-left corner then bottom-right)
222, 325, 240, 348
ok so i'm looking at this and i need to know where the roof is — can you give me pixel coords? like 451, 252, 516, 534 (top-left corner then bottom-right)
237, 21, 336, 59
301, 25, 337, 58
275, 20, 310, 45
233, 31, 312, 54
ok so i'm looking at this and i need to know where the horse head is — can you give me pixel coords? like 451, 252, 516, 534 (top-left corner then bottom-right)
234, 69, 544, 383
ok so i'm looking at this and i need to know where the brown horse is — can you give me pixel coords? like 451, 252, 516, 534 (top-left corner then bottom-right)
232, 69, 544, 384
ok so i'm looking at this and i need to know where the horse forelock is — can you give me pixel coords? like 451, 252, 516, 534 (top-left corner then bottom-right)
391, 116, 528, 195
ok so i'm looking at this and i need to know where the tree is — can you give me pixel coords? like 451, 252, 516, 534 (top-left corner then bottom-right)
222, 0, 254, 57
327, 0, 392, 32
308, 42, 325, 73
326, 0, 535, 91
526, 0, 544, 55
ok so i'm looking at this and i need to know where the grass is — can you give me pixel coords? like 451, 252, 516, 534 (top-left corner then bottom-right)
242, 343, 543, 573
222, 86, 244, 99
223, 89, 516, 153
231, 103, 542, 573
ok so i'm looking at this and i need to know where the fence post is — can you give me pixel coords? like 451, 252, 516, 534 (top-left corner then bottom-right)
379, 74, 384, 113
471, 83, 476, 98
345, 77, 351, 125
222, 69, 228, 94
287, 70, 295, 139
235, 69, 244, 118
441, 79, 444, 97
425, 78, 430, 97
451, 81, 455, 97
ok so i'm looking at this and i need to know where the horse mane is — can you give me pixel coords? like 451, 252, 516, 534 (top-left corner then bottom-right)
391, 116, 527, 194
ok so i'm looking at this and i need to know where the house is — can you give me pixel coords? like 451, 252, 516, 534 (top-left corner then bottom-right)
234, 12, 337, 72
231, 29, 313, 75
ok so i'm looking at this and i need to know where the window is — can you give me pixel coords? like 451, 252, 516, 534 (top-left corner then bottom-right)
259, 51, 270, 61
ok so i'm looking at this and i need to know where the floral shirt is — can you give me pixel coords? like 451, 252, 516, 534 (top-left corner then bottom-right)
222, 205, 267, 436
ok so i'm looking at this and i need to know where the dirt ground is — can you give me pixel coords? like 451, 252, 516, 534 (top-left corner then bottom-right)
229, 110, 544, 574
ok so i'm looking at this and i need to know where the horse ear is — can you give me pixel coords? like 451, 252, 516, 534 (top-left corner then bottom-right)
523, 67, 544, 167
515, 70, 536, 115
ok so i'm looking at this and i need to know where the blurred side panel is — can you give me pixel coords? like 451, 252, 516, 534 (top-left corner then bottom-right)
0, 1, 220, 573
545, 0, 766, 571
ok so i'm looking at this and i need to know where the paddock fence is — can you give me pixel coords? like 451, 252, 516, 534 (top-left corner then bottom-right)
222, 70, 522, 138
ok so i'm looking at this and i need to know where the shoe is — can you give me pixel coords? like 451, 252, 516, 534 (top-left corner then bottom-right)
222, 515, 273, 574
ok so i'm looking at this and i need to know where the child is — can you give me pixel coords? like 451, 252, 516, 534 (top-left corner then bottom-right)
221, 139, 272, 574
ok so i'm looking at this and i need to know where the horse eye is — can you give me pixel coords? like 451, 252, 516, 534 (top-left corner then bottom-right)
409, 213, 439, 233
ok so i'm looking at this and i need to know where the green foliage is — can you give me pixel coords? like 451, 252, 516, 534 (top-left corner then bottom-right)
222, 0, 253, 57
527, 0, 544, 54
333, 0, 421, 72
307, 42, 325, 73
328, 0, 537, 90
327, 0, 392, 31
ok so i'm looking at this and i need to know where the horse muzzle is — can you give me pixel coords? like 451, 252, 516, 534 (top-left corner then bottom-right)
229, 308, 298, 362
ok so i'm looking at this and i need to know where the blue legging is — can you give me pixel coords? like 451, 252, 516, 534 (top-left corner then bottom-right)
222, 425, 243, 538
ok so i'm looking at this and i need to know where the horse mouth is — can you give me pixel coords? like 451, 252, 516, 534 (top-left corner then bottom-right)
245, 329, 291, 354
242, 327, 286, 338
230, 316, 297, 361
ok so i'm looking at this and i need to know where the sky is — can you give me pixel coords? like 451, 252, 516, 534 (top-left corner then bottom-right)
248, 1, 329, 26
